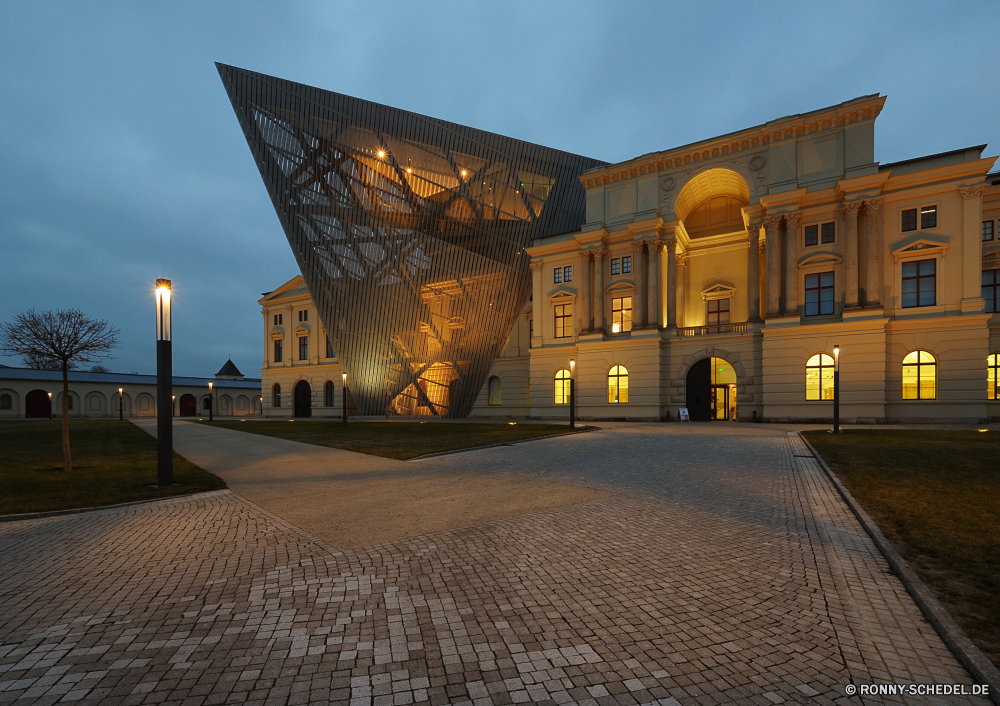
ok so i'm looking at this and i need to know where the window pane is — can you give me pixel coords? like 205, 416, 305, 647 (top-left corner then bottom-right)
920, 206, 937, 229
804, 225, 818, 246
821, 367, 834, 400
902, 261, 917, 278
983, 220, 995, 242
903, 351, 921, 364
563, 266, 572, 282
805, 291, 818, 317
805, 367, 820, 400
554, 268, 561, 283
919, 259, 935, 276
902, 364, 918, 399
618, 376, 628, 403
820, 272, 834, 287
622, 256, 632, 274
984, 270, 995, 286
902, 209, 917, 232
821, 222, 835, 244
805, 273, 818, 288
610, 258, 620, 275
919, 365, 936, 399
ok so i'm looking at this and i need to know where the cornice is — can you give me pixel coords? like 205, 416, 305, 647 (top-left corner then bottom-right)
579, 95, 886, 190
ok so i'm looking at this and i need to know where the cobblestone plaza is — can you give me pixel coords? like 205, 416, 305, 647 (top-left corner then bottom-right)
0, 424, 987, 705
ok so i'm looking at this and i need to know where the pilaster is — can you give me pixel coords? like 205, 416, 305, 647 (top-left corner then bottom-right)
530, 261, 544, 344
783, 213, 800, 314
764, 216, 782, 317
746, 220, 762, 322
841, 200, 862, 308
863, 198, 883, 307
961, 185, 988, 311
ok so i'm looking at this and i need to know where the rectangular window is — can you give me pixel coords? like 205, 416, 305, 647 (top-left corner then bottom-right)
553, 267, 562, 284
902, 208, 917, 232
804, 224, 818, 247
563, 265, 572, 282
804, 272, 835, 316
706, 298, 730, 325
299, 336, 308, 360
902, 259, 936, 308
622, 256, 632, 274
610, 258, 620, 276
273, 339, 283, 363
611, 297, 632, 333
984, 220, 995, 242
326, 338, 335, 358
274, 313, 282, 325
554, 304, 572, 338
821, 222, 835, 244
298, 310, 308, 322
920, 205, 937, 230
983, 269, 999, 314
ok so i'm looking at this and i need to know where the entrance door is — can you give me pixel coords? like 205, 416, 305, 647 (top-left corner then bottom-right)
25, 389, 51, 418
712, 385, 729, 420
294, 381, 312, 418
179, 393, 196, 417
686, 359, 712, 421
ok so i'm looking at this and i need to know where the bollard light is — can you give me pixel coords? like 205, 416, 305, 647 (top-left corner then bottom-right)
155, 279, 173, 486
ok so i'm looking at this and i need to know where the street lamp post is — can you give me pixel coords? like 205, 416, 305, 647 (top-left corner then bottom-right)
833, 344, 840, 434
119, 387, 123, 420
155, 279, 173, 487
341, 372, 348, 424
569, 359, 576, 429
208, 381, 214, 422
171, 395, 175, 417
48, 392, 52, 421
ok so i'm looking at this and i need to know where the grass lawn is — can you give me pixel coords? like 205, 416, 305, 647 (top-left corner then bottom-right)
197, 420, 576, 460
804, 429, 1000, 668
0, 420, 226, 516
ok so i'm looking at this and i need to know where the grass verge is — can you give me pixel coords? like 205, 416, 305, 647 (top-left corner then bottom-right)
197, 420, 576, 460
0, 420, 226, 516
804, 429, 1000, 668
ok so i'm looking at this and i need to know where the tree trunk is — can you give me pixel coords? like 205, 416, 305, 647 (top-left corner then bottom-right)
61, 360, 72, 472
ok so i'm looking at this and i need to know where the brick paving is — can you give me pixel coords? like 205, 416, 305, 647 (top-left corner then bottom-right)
0, 423, 988, 705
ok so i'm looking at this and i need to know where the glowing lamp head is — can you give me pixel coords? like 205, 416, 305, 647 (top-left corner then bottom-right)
118, 387, 123, 395
155, 279, 172, 342
342, 372, 347, 384
569, 359, 576, 372
377, 150, 385, 158
47, 392, 52, 399
208, 381, 213, 391
460, 169, 467, 177
833, 344, 840, 371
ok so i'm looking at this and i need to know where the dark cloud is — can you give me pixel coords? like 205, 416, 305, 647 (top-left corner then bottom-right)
2, 1, 997, 376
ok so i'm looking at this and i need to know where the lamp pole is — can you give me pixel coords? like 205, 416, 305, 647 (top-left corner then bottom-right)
119, 387, 123, 420
833, 344, 840, 434
171, 395, 175, 417
155, 279, 173, 487
48, 392, 52, 421
569, 359, 576, 429
208, 381, 214, 422
342, 372, 348, 424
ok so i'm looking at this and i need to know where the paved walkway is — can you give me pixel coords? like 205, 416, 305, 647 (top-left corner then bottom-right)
0, 423, 987, 705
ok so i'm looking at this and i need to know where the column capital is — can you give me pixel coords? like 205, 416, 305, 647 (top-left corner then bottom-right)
592, 248, 608, 262
746, 219, 763, 235
664, 238, 677, 253
783, 212, 800, 226
643, 239, 662, 253
762, 215, 782, 230
960, 184, 987, 200
630, 240, 645, 254
863, 197, 883, 214
841, 200, 863, 216
529, 261, 544, 273
676, 252, 689, 266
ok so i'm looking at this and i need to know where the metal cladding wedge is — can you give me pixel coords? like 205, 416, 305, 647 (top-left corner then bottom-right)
217, 64, 605, 417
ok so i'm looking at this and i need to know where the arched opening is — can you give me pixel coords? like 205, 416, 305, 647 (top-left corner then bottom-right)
324, 380, 335, 407
607, 365, 628, 404
675, 169, 750, 240
686, 357, 737, 421
25, 389, 51, 419
553, 369, 570, 405
272, 383, 281, 408
294, 380, 312, 417
902, 350, 936, 400
487, 376, 501, 405
179, 393, 197, 417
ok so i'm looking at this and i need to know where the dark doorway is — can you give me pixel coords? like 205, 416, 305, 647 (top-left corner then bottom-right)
294, 380, 312, 418
685, 359, 712, 422
25, 389, 51, 418
179, 393, 196, 417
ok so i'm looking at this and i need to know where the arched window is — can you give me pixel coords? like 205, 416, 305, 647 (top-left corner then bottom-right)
325, 380, 335, 407
988, 354, 1000, 400
553, 369, 571, 405
0, 394, 10, 410
607, 365, 628, 404
272, 383, 282, 408
902, 351, 936, 400
805, 354, 835, 400
488, 376, 501, 405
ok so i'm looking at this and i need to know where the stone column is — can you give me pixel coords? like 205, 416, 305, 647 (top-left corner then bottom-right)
764, 216, 782, 317
665, 239, 677, 328
841, 200, 862, 308
676, 252, 688, 328
746, 220, 762, 322
530, 261, 543, 343
784, 212, 800, 315
863, 198, 883, 307
631, 240, 646, 328
579, 250, 592, 332
961, 185, 988, 305
593, 250, 606, 333
647, 242, 661, 328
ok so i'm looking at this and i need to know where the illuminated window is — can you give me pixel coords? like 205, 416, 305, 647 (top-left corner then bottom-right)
706, 299, 730, 325
989, 354, 1000, 400
273, 339, 283, 363
488, 376, 501, 405
902, 351, 936, 400
902, 259, 936, 308
324, 381, 334, 407
607, 365, 628, 404
804, 272, 835, 316
805, 354, 835, 401
553, 267, 562, 284
553, 369, 571, 405
983, 220, 995, 242
611, 297, 632, 333
272, 383, 281, 408
622, 256, 632, 274
299, 336, 308, 361
902, 206, 937, 232
554, 303, 572, 338
983, 270, 999, 313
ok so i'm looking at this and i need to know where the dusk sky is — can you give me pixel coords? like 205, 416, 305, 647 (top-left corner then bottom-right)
2, 2, 998, 377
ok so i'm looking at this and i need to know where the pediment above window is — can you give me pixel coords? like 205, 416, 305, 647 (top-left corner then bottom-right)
606, 280, 635, 294
295, 326, 310, 336
983, 244, 1000, 262
269, 329, 285, 339
798, 251, 842, 268
701, 283, 736, 301
548, 288, 577, 303
890, 233, 950, 261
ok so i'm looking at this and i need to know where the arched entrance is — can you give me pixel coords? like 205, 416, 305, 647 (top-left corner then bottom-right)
294, 380, 312, 418
686, 357, 737, 421
179, 393, 196, 417
25, 389, 51, 418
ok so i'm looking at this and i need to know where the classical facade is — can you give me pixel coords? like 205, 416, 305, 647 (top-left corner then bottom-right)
0, 361, 261, 419
465, 95, 1000, 423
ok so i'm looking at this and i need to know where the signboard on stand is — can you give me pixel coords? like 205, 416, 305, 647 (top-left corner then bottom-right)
679, 407, 690, 422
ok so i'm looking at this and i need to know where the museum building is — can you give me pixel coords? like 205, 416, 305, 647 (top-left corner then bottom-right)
257, 95, 1000, 423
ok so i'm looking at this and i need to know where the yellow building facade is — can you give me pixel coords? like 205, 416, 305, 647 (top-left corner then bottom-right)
262, 96, 1000, 423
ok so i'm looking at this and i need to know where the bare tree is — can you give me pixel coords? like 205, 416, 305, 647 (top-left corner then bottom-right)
0, 310, 119, 471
